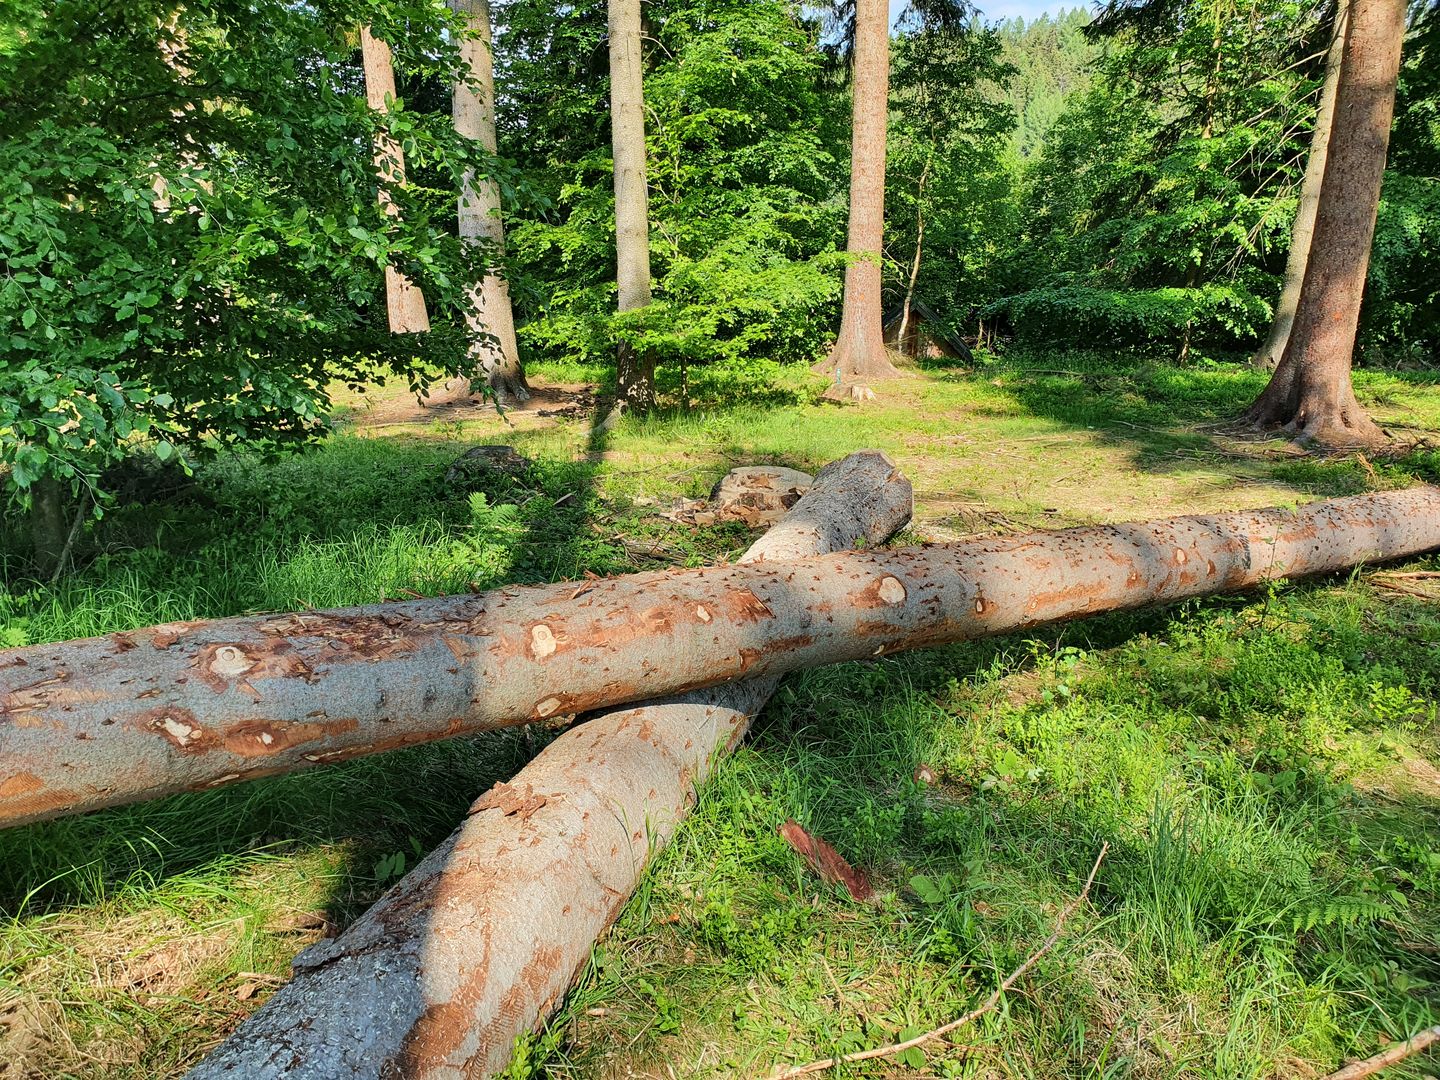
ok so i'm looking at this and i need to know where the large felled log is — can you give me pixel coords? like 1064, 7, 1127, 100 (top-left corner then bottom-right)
186, 450, 913, 1079
4, 485, 1440, 829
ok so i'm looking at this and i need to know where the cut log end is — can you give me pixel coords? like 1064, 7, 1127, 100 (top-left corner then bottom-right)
821, 383, 878, 404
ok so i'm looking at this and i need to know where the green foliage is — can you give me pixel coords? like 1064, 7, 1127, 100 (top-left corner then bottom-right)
990, 282, 1271, 348
990, 0, 1440, 359
502, 0, 846, 400
634, 977, 683, 1035
999, 0, 1318, 348
0, 0, 490, 515
1366, 177, 1440, 362
884, 21, 1017, 324
993, 9, 1096, 158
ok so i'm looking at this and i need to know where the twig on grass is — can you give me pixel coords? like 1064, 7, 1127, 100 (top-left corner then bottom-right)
1322, 1025, 1440, 1080
1371, 578, 1439, 600
768, 842, 1109, 1079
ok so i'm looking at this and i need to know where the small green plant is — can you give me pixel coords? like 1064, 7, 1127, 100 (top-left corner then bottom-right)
894, 1028, 928, 1068
979, 747, 1041, 792
635, 977, 682, 1035
1367, 681, 1428, 726
371, 850, 407, 884
372, 836, 426, 885
909, 872, 957, 906
496, 1028, 563, 1079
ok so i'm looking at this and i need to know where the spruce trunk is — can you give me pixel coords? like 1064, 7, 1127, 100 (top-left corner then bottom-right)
1251, 7, 1347, 371
1244, 0, 1405, 447
822, 0, 898, 388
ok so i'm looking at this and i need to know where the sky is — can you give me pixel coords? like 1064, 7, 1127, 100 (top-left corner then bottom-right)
889, 0, 1087, 24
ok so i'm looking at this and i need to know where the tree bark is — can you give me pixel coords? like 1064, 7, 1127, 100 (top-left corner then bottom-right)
1251, 6, 1348, 371
184, 452, 913, 1080
821, 0, 899, 388
4, 485, 1440, 830
608, 0, 655, 414
1244, 0, 1404, 448
28, 476, 68, 581
360, 26, 432, 335
442, 0, 529, 406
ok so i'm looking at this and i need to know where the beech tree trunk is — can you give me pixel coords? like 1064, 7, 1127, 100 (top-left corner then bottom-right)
1244, 0, 1404, 447
821, 0, 899, 389
4, 485, 1439, 831
608, 0, 656, 414
1251, 6, 1348, 371
360, 26, 431, 335
443, 0, 529, 406
185, 452, 913, 1080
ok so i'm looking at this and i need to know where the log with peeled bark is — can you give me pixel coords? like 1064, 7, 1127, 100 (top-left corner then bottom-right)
185, 450, 913, 1079
4, 485, 1440, 830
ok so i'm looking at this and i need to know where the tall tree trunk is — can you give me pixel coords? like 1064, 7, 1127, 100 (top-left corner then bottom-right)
5, 485, 1440, 830
821, 0, 899, 388
1244, 0, 1403, 448
29, 477, 67, 581
608, 0, 655, 414
444, 0, 529, 406
1250, 6, 1348, 371
360, 26, 431, 335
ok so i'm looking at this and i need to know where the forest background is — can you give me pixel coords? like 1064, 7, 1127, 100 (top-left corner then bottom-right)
4, 0, 1437, 523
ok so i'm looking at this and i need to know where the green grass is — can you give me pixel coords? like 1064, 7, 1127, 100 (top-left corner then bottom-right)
537, 584, 1440, 1078
1, 350, 1438, 1077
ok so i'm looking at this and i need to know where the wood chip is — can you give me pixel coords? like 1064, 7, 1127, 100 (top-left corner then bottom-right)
777, 819, 874, 902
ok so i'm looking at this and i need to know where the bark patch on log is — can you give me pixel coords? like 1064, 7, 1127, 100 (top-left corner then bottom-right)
470, 782, 548, 820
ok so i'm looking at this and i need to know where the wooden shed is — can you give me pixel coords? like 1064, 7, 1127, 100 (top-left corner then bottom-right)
882, 299, 974, 362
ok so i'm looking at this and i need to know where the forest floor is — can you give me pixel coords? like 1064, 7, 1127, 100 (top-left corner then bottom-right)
2, 349, 1439, 1078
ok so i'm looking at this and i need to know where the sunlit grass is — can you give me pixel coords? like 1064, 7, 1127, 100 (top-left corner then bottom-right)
1, 351, 1437, 1077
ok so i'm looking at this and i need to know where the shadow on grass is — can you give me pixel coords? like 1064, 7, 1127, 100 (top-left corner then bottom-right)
960, 349, 1440, 499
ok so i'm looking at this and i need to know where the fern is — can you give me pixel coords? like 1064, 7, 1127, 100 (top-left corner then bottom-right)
1290, 895, 1392, 935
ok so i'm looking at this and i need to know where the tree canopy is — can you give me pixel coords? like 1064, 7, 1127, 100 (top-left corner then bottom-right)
0, 0, 1437, 516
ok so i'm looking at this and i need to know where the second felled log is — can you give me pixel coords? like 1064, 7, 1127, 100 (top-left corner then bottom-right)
186, 450, 913, 1079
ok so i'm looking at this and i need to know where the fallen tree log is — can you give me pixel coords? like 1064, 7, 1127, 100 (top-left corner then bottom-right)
4, 484, 1440, 829
186, 449, 913, 1079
